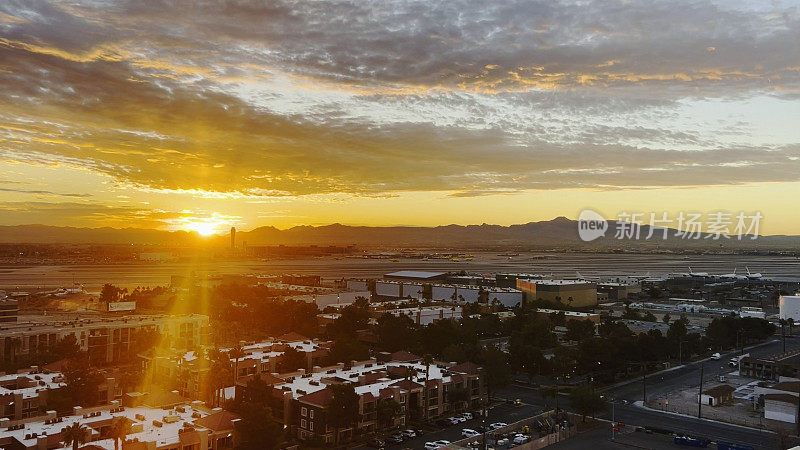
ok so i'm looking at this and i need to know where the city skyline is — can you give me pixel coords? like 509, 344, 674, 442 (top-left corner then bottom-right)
1, 0, 799, 235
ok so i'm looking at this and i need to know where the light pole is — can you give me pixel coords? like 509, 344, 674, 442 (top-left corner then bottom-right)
610, 397, 616, 441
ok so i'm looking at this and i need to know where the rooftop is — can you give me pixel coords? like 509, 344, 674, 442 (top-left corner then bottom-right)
384, 271, 447, 280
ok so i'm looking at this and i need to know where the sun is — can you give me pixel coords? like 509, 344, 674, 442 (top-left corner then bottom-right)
184, 221, 219, 236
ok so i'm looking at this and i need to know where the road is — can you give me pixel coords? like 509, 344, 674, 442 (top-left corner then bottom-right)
497, 337, 800, 450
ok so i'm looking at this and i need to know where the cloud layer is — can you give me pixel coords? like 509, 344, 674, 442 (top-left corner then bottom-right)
1, 0, 799, 206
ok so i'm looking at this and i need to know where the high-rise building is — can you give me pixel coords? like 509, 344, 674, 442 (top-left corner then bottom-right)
230, 226, 236, 249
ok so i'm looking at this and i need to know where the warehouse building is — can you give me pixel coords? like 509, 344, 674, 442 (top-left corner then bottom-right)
516, 279, 598, 308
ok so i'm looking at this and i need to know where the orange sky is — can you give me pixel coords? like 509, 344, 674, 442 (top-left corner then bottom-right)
1, 1, 799, 235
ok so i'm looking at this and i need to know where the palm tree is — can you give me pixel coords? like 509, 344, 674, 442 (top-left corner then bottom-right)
62, 422, 87, 450
109, 418, 128, 450
421, 354, 434, 421
229, 344, 245, 386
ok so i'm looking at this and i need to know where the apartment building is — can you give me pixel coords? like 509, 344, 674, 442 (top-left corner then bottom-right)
254, 356, 486, 444
147, 334, 331, 401
0, 369, 64, 422
0, 401, 237, 450
0, 315, 210, 366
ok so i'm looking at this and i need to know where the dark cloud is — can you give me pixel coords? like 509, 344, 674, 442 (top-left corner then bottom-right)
0, 0, 798, 198
0, 187, 91, 198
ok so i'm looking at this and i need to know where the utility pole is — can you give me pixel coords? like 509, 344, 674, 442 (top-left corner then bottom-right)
698, 365, 704, 419
642, 372, 646, 404
611, 399, 616, 441
783, 322, 787, 354
796, 381, 800, 436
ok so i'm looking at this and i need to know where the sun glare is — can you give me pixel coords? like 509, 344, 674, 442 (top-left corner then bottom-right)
184, 221, 220, 236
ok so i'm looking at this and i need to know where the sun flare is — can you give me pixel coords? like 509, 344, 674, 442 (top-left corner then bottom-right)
183, 220, 220, 236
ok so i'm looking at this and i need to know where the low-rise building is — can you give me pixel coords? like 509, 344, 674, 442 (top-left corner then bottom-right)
382, 306, 462, 325
740, 351, 800, 381
0, 369, 64, 421
0, 315, 210, 366
698, 384, 734, 406
146, 335, 331, 401
516, 279, 598, 308
252, 357, 486, 444
0, 401, 237, 450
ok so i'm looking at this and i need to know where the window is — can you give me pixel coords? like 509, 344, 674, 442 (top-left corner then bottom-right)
310, 421, 314, 431
301, 419, 307, 429
301, 407, 307, 417
309, 409, 314, 419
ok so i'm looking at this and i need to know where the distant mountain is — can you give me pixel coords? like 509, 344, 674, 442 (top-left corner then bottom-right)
0, 224, 198, 245
2, 218, 798, 250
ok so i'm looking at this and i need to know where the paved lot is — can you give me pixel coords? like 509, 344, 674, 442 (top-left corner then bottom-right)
395, 403, 544, 449
549, 424, 678, 450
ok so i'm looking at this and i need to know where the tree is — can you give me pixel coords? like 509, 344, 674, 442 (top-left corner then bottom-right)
229, 344, 245, 385
478, 346, 511, 394
642, 311, 657, 322
447, 387, 470, 412
327, 384, 360, 444
234, 401, 283, 450
421, 354, 434, 421
375, 313, 418, 352
662, 313, 671, 324
565, 319, 595, 341
278, 346, 307, 372
569, 384, 607, 422
62, 422, 87, 450
100, 284, 126, 303
109, 418, 129, 450
327, 338, 369, 364
377, 398, 402, 429
61, 356, 104, 407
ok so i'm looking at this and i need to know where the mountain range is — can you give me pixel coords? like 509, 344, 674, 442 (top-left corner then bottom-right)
1, 218, 799, 249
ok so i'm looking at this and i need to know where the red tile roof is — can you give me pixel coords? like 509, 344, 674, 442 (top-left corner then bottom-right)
194, 410, 241, 432
390, 379, 423, 391
277, 332, 309, 342
390, 350, 421, 362
298, 388, 333, 407
449, 362, 480, 375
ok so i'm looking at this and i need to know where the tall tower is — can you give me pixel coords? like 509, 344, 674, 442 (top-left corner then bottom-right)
230, 227, 236, 249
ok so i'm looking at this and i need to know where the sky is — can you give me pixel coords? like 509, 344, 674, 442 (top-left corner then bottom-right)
0, 0, 799, 235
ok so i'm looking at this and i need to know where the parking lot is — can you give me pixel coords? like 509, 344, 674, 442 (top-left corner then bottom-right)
356, 401, 545, 449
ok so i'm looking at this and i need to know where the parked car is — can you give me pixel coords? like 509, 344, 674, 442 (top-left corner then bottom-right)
453, 416, 467, 423
462, 428, 481, 438
367, 438, 386, 448
711, 353, 721, 360
386, 433, 404, 444
401, 429, 417, 439
514, 398, 522, 406
424, 440, 450, 449
436, 419, 453, 427
496, 437, 509, 446
513, 434, 531, 445
489, 422, 508, 430
460, 412, 474, 420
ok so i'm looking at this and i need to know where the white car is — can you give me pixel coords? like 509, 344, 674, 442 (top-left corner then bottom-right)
462, 428, 481, 438
401, 429, 416, 438
496, 438, 509, 446
460, 412, 474, 420
513, 434, 530, 445
424, 443, 439, 449
454, 416, 467, 423
489, 422, 508, 430
711, 352, 721, 360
